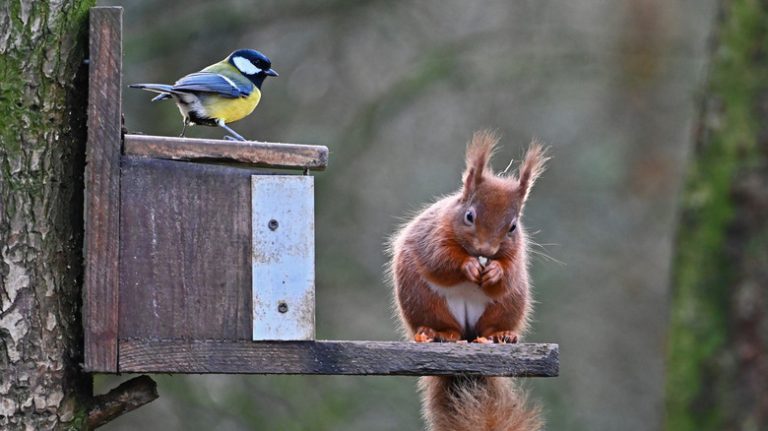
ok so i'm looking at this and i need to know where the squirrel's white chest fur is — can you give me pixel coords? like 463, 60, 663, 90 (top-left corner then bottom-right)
427, 281, 492, 332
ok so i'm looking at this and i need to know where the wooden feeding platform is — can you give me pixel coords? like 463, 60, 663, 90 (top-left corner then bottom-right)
82, 6, 559, 377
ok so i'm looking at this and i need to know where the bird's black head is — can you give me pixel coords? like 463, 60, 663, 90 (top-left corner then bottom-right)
228, 49, 278, 88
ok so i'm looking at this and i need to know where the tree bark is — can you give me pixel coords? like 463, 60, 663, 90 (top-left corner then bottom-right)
0, 0, 95, 429
666, 0, 768, 430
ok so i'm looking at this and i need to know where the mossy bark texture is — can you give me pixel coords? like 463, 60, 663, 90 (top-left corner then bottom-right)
0, 0, 95, 430
666, 0, 768, 430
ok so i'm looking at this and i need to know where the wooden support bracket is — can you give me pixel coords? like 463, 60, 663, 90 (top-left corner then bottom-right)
84, 6, 122, 373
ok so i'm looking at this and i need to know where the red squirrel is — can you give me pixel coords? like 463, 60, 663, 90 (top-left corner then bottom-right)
389, 130, 547, 431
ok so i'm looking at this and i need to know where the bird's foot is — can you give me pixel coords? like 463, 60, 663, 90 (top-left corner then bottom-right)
217, 120, 247, 141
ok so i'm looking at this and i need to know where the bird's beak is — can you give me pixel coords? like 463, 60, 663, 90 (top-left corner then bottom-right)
265, 68, 278, 77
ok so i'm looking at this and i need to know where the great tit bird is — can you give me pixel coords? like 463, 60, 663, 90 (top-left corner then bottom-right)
130, 49, 278, 141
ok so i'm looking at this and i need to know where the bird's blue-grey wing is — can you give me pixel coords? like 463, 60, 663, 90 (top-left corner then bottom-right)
171, 72, 252, 98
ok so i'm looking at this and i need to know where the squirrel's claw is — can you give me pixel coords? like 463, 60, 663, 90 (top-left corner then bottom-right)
484, 331, 519, 344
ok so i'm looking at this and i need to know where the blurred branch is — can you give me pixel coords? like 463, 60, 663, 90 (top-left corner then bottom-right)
87, 376, 159, 429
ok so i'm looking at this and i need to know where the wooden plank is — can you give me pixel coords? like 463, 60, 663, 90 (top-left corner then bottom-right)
252, 176, 315, 341
119, 157, 253, 340
118, 340, 559, 376
83, 6, 122, 372
124, 134, 329, 171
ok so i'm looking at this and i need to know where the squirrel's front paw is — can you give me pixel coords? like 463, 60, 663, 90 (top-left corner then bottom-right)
461, 258, 483, 284
481, 260, 503, 286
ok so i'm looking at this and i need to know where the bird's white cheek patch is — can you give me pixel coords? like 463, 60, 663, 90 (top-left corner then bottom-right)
233, 56, 262, 75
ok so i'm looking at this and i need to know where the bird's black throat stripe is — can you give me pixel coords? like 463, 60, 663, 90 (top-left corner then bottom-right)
251, 74, 267, 89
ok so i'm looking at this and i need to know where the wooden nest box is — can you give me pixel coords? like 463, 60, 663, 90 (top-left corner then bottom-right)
83, 7, 559, 377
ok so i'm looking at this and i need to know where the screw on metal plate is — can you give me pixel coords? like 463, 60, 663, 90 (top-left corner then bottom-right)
268, 219, 279, 231
277, 301, 289, 314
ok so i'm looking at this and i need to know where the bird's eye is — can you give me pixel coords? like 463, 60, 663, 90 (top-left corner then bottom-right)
464, 208, 476, 226
508, 223, 517, 236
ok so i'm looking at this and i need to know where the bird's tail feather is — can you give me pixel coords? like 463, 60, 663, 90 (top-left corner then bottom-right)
419, 376, 542, 431
129, 83, 173, 102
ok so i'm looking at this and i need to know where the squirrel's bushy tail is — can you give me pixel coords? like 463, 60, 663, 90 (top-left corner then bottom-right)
419, 376, 542, 431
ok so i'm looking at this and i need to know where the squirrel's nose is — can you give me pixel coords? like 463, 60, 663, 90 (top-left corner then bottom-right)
474, 242, 499, 258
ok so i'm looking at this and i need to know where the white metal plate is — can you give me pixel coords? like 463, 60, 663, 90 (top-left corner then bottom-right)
251, 175, 315, 340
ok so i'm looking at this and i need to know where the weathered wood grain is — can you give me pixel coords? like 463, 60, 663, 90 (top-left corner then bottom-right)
83, 6, 122, 372
124, 134, 329, 171
118, 340, 559, 376
119, 157, 254, 340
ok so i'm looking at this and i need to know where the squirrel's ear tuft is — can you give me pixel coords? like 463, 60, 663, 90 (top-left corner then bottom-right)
516, 140, 549, 207
462, 130, 499, 199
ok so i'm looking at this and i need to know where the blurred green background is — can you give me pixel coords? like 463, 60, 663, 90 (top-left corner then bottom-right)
95, 1, 718, 429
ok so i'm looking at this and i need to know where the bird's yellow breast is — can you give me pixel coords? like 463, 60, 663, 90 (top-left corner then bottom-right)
204, 89, 262, 124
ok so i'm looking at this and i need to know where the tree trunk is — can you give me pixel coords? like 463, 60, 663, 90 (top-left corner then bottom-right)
666, 0, 768, 430
0, 0, 95, 429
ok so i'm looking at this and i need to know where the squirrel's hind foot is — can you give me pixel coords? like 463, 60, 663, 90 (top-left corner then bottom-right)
414, 327, 462, 343
474, 331, 519, 344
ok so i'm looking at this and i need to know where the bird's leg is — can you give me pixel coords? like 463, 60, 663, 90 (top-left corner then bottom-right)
217, 119, 246, 141
179, 118, 189, 138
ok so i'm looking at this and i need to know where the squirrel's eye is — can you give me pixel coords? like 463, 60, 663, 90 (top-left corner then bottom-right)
464, 208, 476, 226
508, 223, 517, 235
